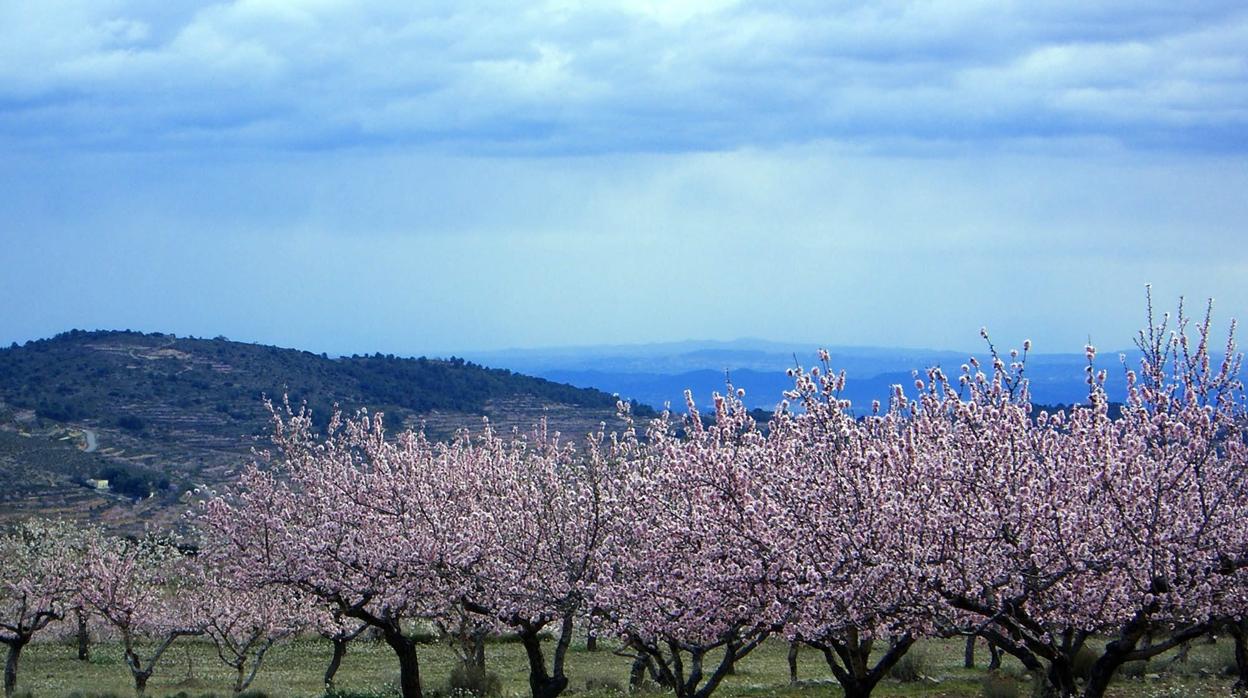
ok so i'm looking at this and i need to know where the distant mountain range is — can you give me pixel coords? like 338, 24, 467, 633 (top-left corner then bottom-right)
466, 339, 1144, 412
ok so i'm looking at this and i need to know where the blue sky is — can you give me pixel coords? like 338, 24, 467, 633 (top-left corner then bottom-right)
2, 1, 1246, 356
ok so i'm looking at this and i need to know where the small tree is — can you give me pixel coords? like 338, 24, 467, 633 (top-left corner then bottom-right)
910, 302, 1248, 698
77, 534, 202, 697
455, 419, 632, 698
191, 565, 305, 696
0, 520, 94, 698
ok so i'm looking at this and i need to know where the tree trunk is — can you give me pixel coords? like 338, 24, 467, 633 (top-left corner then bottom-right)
629, 655, 648, 691
472, 633, 486, 671
383, 629, 424, 698
988, 640, 1001, 670
4, 640, 23, 698
586, 634, 597, 652
76, 609, 90, 662
787, 642, 799, 684
1230, 619, 1248, 693
1083, 656, 1125, 698
811, 633, 915, 698
133, 671, 150, 698
964, 636, 975, 669
519, 629, 567, 698
325, 637, 349, 689
1044, 658, 1078, 698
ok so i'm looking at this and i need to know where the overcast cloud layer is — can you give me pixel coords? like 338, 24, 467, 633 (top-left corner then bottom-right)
2, 2, 1246, 357
4, 1, 1247, 153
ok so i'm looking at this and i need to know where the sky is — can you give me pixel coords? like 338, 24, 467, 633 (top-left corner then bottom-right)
2, 1, 1247, 357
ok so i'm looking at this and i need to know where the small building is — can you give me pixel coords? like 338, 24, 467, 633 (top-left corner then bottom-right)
85, 478, 110, 490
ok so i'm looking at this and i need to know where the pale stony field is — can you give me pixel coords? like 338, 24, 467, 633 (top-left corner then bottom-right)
9, 635, 1239, 698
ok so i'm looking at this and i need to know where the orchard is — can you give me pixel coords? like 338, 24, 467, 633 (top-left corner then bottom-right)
3, 298, 1247, 698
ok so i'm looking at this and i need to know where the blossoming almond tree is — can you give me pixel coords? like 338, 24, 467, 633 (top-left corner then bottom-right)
594, 390, 791, 698
197, 403, 463, 698
911, 306, 1248, 698
769, 357, 930, 698
0, 519, 95, 698
77, 534, 202, 697
454, 419, 633, 698
191, 564, 306, 696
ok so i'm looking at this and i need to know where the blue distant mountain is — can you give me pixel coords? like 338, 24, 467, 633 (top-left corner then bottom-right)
466, 340, 1147, 412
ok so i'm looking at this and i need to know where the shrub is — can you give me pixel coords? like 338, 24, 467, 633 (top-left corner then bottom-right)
116, 414, 145, 432
584, 676, 625, 694
888, 647, 928, 683
323, 690, 397, 698
94, 464, 170, 498
1071, 646, 1099, 682
982, 671, 1020, 698
1117, 660, 1148, 679
447, 662, 501, 697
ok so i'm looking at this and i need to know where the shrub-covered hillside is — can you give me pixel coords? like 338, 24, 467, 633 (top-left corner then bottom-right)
0, 329, 649, 532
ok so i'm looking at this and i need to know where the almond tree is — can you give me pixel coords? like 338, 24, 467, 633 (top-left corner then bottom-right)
434, 602, 493, 675
768, 356, 929, 698
0, 519, 94, 698
594, 390, 790, 698
77, 534, 202, 697
197, 403, 462, 698
312, 604, 369, 690
910, 305, 1248, 698
453, 419, 633, 698
191, 565, 305, 696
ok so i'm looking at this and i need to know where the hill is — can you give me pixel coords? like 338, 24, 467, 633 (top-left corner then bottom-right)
0, 329, 650, 533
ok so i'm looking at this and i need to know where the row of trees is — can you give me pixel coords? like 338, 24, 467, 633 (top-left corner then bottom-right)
3, 298, 1247, 698
0, 520, 321, 698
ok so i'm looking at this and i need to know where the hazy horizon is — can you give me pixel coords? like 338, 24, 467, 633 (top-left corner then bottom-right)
5, 326, 1163, 363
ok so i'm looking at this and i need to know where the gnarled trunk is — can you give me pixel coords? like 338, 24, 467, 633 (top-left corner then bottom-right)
76, 609, 90, 661
122, 629, 190, 697
812, 632, 914, 698
324, 637, 349, 689
519, 627, 568, 698
383, 628, 423, 698
628, 632, 769, 698
1229, 619, 1248, 693
1043, 658, 1078, 698
3, 640, 24, 698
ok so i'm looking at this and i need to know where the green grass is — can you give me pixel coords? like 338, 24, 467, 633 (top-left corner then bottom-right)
9, 635, 1237, 698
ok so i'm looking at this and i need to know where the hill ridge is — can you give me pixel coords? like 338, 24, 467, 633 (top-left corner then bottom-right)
0, 329, 647, 533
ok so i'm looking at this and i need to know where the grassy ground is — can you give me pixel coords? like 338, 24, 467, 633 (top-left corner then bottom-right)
9, 634, 1239, 698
